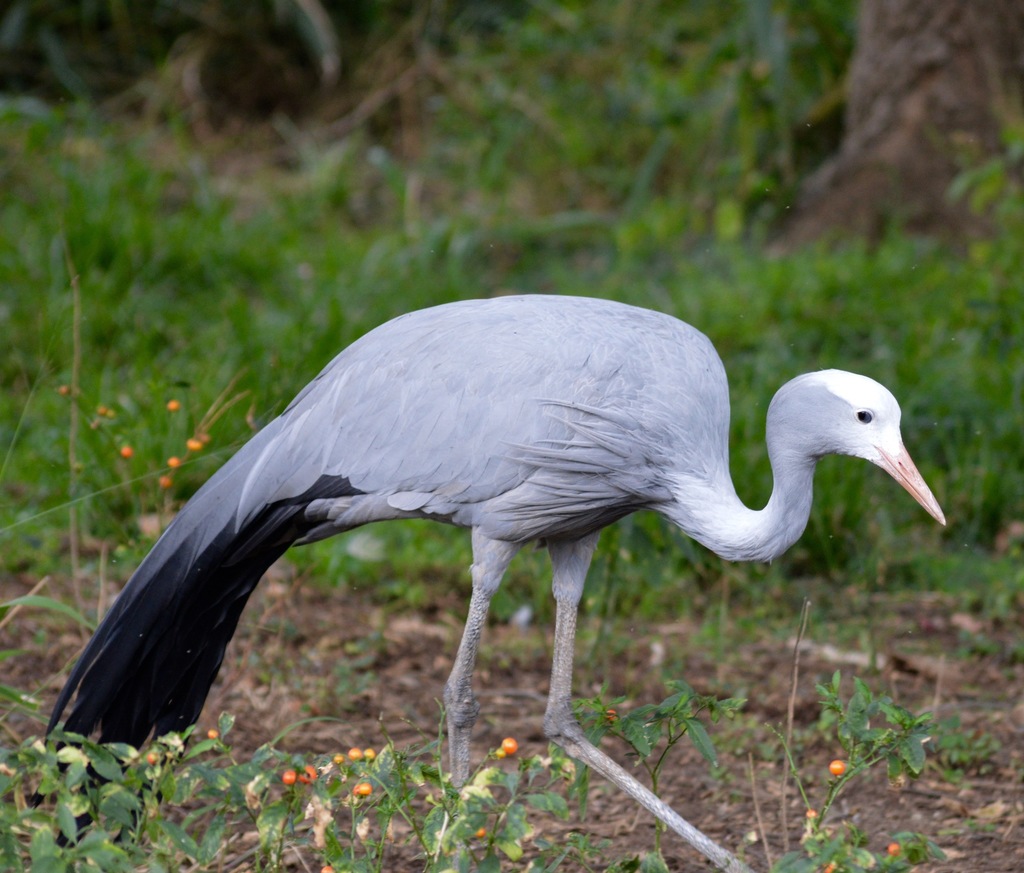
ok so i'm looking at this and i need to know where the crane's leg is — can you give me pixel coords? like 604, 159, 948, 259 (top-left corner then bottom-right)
543, 536, 754, 873
443, 530, 519, 786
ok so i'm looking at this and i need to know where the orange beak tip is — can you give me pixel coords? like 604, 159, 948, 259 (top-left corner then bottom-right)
875, 445, 945, 527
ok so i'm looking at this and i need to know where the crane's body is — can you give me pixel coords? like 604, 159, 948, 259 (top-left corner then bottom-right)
221, 294, 733, 544
48, 295, 944, 873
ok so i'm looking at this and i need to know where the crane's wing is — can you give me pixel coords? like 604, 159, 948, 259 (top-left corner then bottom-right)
236, 295, 733, 540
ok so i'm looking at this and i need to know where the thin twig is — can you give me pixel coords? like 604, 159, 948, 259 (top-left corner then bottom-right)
96, 540, 109, 625
781, 598, 811, 853
931, 653, 946, 713
194, 370, 251, 437
64, 249, 85, 629
0, 575, 51, 633
325, 63, 423, 141
288, 841, 316, 873
749, 752, 773, 869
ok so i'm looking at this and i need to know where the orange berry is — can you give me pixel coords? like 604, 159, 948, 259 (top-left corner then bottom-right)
197, 432, 211, 444
501, 737, 519, 756
363, 748, 376, 760
304, 764, 318, 782
348, 747, 364, 761
829, 759, 846, 777
352, 781, 372, 796
146, 752, 158, 765
158, 475, 173, 489
281, 769, 297, 786
474, 826, 486, 839
606, 708, 618, 721
207, 728, 219, 740
887, 842, 901, 856
57, 385, 70, 396
495, 748, 506, 759
321, 867, 334, 873
166, 399, 181, 412
823, 864, 837, 873
167, 456, 182, 468
186, 437, 203, 452
806, 809, 818, 819
333, 753, 346, 765
119, 445, 134, 459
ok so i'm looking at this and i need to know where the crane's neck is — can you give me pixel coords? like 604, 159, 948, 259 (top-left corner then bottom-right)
662, 444, 818, 564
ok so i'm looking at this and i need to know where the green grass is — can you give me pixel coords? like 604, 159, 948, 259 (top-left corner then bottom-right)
1, 99, 1022, 627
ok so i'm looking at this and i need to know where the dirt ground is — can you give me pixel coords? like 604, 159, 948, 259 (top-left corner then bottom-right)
3, 562, 1022, 871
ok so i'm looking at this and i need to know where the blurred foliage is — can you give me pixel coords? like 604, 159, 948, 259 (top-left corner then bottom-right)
425, 0, 856, 226
1, 99, 1022, 628
1, 0, 1021, 628
2, 0, 857, 227
0, 0, 405, 111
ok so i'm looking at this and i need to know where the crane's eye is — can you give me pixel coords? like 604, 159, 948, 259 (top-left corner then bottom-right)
856, 410, 873, 424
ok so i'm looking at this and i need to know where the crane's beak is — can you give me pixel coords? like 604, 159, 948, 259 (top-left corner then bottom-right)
875, 445, 946, 525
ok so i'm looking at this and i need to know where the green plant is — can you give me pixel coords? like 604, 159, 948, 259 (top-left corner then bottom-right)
576, 681, 746, 866
772, 673, 946, 872
929, 715, 1001, 781
0, 593, 93, 723
5, 710, 639, 872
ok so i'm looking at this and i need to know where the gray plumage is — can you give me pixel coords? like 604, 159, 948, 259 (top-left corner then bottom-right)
48, 295, 944, 872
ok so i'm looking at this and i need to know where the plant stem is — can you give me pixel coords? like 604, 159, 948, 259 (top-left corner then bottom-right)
64, 247, 85, 625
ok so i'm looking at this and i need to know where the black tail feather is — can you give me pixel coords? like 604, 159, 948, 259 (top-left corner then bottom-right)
48, 471, 360, 748
51, 524, 292, 747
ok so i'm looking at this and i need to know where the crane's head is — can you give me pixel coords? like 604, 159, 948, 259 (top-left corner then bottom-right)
771, 369, 946, 525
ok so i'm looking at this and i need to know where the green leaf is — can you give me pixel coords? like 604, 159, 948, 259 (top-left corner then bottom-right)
899, 734, 926, 775
494, 802, 532, 861
571, 760, 590, 820
842, 679, 872, 739
217, 711, 235, 736
87, 747, 126, 783
620, 715, 656, 757
477, 853, 503, 873
685, 719, 718, 767
524, 791, 569, 819
158, 819, 199, 858
98, 783, 142, 831
28, 826, 63, 873
56, 801, 79, 843
882, 753, 899, 786
639, 850, 671, 873
770, 850, 815, 873
256, 800, 289, 852
0, 682, 38, 708
199, 815, 227, 863
421, 804, 448, 855
3, 595, 95, 629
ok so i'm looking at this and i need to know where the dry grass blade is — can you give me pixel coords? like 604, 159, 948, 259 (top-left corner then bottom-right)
326, 63, 423, 141
780, 598, 811, 853
748, 751, 773, 869
63, 243, 86, 632
0, 576, 52, 634
194, 372, 251, 441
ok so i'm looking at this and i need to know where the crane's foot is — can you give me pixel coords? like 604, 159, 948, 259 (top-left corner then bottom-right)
544, 703, 755, 873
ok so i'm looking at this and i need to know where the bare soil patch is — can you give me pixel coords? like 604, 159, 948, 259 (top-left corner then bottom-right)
3, 565, 1022, 871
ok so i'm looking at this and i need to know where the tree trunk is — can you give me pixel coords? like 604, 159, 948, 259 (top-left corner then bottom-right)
780, 0, 1024, 246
